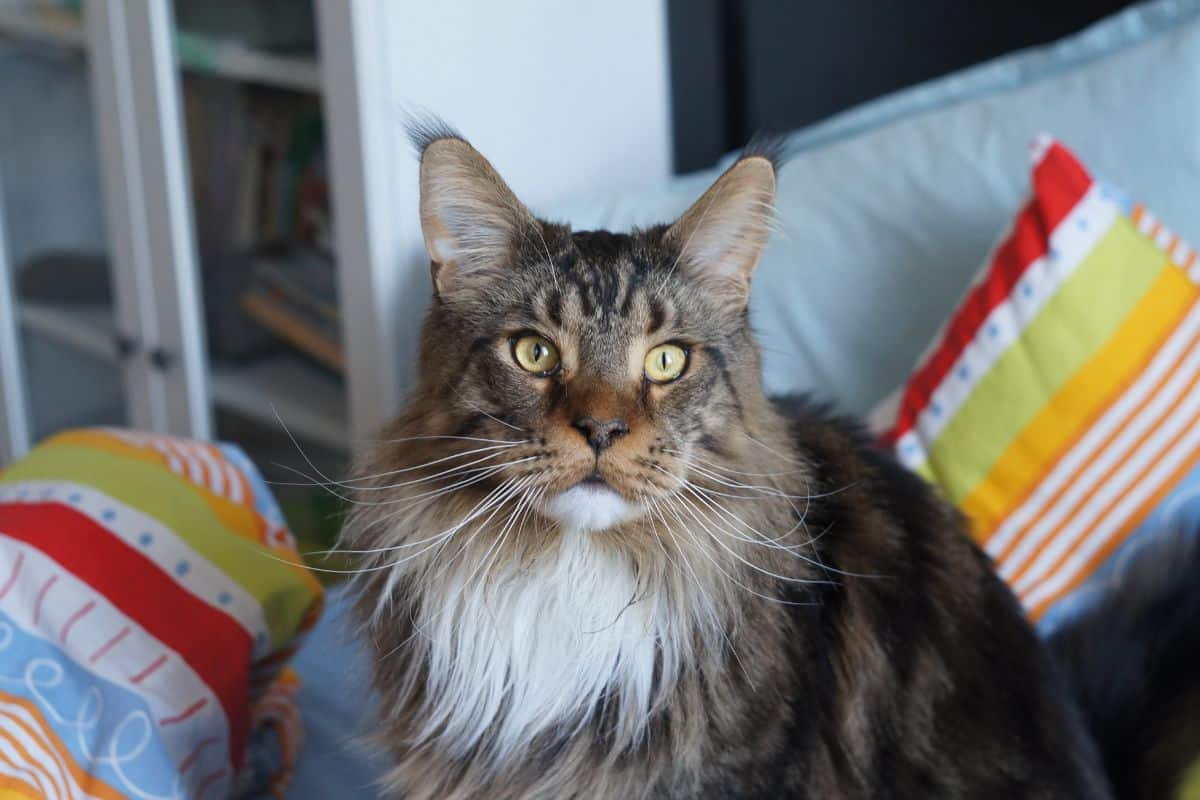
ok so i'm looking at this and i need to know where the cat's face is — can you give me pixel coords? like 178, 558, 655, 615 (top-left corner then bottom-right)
406, 130, 778, 535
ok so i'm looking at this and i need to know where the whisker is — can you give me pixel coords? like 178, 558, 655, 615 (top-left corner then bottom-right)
643, 498, 756, 690
274, 441, 527, 489
663, 448, 802, 478
669, 491, 832, 588
656, 496, 817, 607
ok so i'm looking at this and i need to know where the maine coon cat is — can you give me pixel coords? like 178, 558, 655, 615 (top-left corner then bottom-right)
339, 122, 1197, 798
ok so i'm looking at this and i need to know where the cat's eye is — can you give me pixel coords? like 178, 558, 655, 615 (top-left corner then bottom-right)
512, 334, 561, 375
644, 343, 688, 383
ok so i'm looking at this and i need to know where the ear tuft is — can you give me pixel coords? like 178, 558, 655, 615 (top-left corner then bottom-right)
413, 126, 536, 295
665, 152, 778, 301
405, 112, 465, 157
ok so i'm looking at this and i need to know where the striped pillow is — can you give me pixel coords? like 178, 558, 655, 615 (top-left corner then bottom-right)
883, 136, 1200, 634
0, 428, 322, 799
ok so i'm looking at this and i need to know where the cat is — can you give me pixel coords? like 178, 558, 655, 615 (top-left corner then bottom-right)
338, 120, 1196, 799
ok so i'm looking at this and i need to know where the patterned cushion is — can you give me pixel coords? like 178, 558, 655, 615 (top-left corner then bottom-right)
0, 429, 322, 799
882, 136, 1200, 634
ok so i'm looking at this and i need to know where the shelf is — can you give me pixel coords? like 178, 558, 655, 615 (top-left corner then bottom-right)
211, 354, 347, 452
17, 302, 347, 450
175, 31, 321, 94
0, 6, 320, 93
19, 301, 121, 363
0, 5, 85, 48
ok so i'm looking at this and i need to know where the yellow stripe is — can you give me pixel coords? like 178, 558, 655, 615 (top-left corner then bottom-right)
0, 445, 320, 649
929, 219, 1168, 504
959, 265, 1198, 541
46, 429, 267, 544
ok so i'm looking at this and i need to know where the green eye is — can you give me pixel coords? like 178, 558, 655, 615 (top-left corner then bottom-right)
512, 334, 560, 375
644, 343, 688, 383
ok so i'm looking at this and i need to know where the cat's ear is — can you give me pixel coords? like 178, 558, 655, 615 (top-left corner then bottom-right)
415, 128, 536, 295
664, 152, 778, 303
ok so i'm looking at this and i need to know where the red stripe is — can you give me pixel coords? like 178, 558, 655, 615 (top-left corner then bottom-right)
195, 768, 226, 800
0, 552, 23, 601
89, 625, 131, 664
130, 654, 168, 684
889, 141, 1094, 441
160, 697, 208, 726
178, 737, 218, 773
59, 600, 95, 645
32, 575, 57, 627
0, 504, 251, 768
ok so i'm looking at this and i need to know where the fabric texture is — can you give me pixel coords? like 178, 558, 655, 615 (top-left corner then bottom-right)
557, 0, 1200, 416
0, 428, 322, 799
881, 137, 1200, 635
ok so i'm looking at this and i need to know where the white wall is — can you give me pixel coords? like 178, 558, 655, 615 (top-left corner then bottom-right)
384, 0, 672, 213
325, 0, 672, 439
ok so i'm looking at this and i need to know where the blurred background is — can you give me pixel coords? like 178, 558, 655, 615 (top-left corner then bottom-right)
0, 0, 1152, 556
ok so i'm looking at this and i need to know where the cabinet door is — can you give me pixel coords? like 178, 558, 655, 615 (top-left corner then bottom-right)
85, 0, 211, 439
0, 161, 30, 463
0, 7, 131, 456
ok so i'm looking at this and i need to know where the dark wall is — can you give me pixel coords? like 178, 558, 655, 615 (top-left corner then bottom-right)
668, 0, 1137, 173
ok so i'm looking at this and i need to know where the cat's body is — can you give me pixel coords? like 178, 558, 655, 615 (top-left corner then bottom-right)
341, 123, 1193, 798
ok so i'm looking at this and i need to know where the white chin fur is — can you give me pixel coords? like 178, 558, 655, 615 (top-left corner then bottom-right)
545, 484, 638, 532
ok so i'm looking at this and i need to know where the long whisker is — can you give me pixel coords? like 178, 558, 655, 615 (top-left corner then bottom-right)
664, 448, 802, 478
273, 441, 527, 489
337, 472, 535, 556
655, 496, 817, 606
669, 491, 831, 587
643, 498, 756, 690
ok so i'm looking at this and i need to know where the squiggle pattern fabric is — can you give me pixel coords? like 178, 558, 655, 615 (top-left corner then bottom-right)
0, 430, 323, 798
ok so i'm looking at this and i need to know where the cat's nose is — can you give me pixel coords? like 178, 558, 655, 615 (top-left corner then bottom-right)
572, 416, 629, 453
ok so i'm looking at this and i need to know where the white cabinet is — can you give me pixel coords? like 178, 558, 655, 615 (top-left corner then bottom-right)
0, 0, 673, 465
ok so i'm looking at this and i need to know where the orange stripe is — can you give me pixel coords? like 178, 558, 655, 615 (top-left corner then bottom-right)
0, 729, 70, 799
1029, 438, 1200, 619
1003, 358, 1200, 587
967, 269, 1196, 543
29, 430, 279, 550
0, 692, 126, 800
0, 774, 43, 800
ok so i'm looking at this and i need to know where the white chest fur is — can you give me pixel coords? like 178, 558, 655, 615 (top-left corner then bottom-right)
415, 527, 683, 761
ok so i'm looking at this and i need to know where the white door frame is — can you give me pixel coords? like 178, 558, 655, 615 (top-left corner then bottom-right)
317, 0, 409, 446
85, 0, 211, 439
0, 159, 32, 463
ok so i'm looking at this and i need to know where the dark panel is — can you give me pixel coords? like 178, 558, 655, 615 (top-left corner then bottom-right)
666, 0, 731, 173
668, 0, 1138, 172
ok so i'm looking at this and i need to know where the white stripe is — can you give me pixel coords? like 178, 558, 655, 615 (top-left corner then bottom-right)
986, 301, 1200, 558
165, 441, 204, 487
150, 441, 184, 476
1022, 415, 1200, 610
1189, 262, 1200, 285
1172, 240, 1193, 267
0, 751, 65, 800
222, 461, 244, 505
0, 700, 81, 793
0, 704, 77, 800
904, 186, 1117, 466
1137, 209, 1158, 237
0, 481, 269, 648
1155, 227, 1175, 251
188, 443, 226, 497
1009, 355, 1200, 594
0, 538, 233, 797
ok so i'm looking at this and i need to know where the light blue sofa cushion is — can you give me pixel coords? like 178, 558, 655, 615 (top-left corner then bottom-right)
558, 0, 1200, 414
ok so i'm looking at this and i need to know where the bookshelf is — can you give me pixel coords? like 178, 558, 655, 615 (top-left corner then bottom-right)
0, 1, 351, 461
0, 4, 320, 92
17, 302, 346, 450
